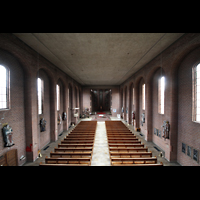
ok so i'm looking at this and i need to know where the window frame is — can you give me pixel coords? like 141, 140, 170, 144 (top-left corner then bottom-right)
192, 63, 200, 123
158, 76, 165, 115
56, 84, 60, 111
37, 77, 44, 115
0, 64, 10, 111
142, 83, 145, 110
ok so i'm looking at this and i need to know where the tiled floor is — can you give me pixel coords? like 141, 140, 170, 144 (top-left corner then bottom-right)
24, 116, 180, 166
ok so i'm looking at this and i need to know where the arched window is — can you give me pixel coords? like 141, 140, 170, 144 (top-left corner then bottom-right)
192, 63, 200, 122
0, 65, 9, 110
56, 84, 60, 111
37, 77, 44, 115
142, 84, 145, 110
158, 76, 165, 114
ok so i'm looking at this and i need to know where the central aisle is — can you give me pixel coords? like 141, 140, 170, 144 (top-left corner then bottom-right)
91, 121, 111, 166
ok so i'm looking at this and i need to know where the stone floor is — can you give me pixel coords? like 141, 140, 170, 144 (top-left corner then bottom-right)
91, 121, 110, 166
24, 116, 180, 166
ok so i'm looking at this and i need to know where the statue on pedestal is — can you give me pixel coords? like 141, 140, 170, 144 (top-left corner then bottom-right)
2, 124, 14, 147
62, 112, 67, 121
58, 114, 62, 125
162, 120, 170, 139
40, 118, 46, 132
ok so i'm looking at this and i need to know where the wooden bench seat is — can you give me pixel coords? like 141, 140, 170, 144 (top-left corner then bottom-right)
70, 129, 95, 133
107, 135, 136, 139
112, 162, 163, 166
61, 140, 94, 144
54, 147, 93, 153
107, 130, 132, 133
109, 147, 148, 153
50, 152, 92, 158
72, 129, 96, 132
108, 140, 141, 144
40, 163, 90, 166
110, 152, 152, 158
66, 135, 95, 139
108, 131, 132, 134
58, 144, 93, 148
65, 137, 95, 140
107, 138, 138, 141
64, 138, 94, 141
111, 157, 157, 165
68, 133, 95, 136
109, 143, 145, 148
45, 157, 91, 164
107, 133, 134, 137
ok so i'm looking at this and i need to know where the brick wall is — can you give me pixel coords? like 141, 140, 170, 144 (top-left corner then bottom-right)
1, 33, 200, 165
152, 68, 170, 159
37, 69, 51, 150
0, 33, 82, 164
0, 49, 26, 166
177, 47, 200, 166
119, 33, 200, 164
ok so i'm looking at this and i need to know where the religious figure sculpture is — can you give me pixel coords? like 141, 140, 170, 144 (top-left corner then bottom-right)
2, 124, 14, 147
62, 112, 67, 121
40, 118, 46, 132
162, 120, 170, 139
58, 114, 62, 125
142, 113, 145, 123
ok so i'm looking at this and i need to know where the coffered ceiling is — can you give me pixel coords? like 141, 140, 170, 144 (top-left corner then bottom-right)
13, 33, 184, 85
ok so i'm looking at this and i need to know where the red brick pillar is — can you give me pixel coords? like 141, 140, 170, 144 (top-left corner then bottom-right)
24, 71, 38, 162
146, 80, 152, 142
50, 80, 58, 142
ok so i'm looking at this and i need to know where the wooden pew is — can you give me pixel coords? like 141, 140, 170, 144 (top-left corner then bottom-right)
111, 157, 157, 165
107, 138, 138, 141
66, 135, 94, 138
109, 147, 148, 153
107, 134, 135, 137
50, 152, 92, 158
65, 137, 95, 141
45, 157, 91, 164
64, 138, 94, 141
107, 135, 136, 139
110, 151, 152, 158
68, 133, 95, 136
112, 162, 163, 166
108, 143, 145, 148
61, 140, 94, 144
106, 121, 164, 166
40, 121, 97, 166
40, 163, 90, 166
108, 140, 141, 144
58, 143, 93, 148
54, 147, 93, 153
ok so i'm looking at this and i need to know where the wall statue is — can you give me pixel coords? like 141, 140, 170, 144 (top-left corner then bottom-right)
162, 120, 170, 139
58, 114, 62, 125
40, 118, 46, 132
62, 112, 67, 121
2, 124, 14, 147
